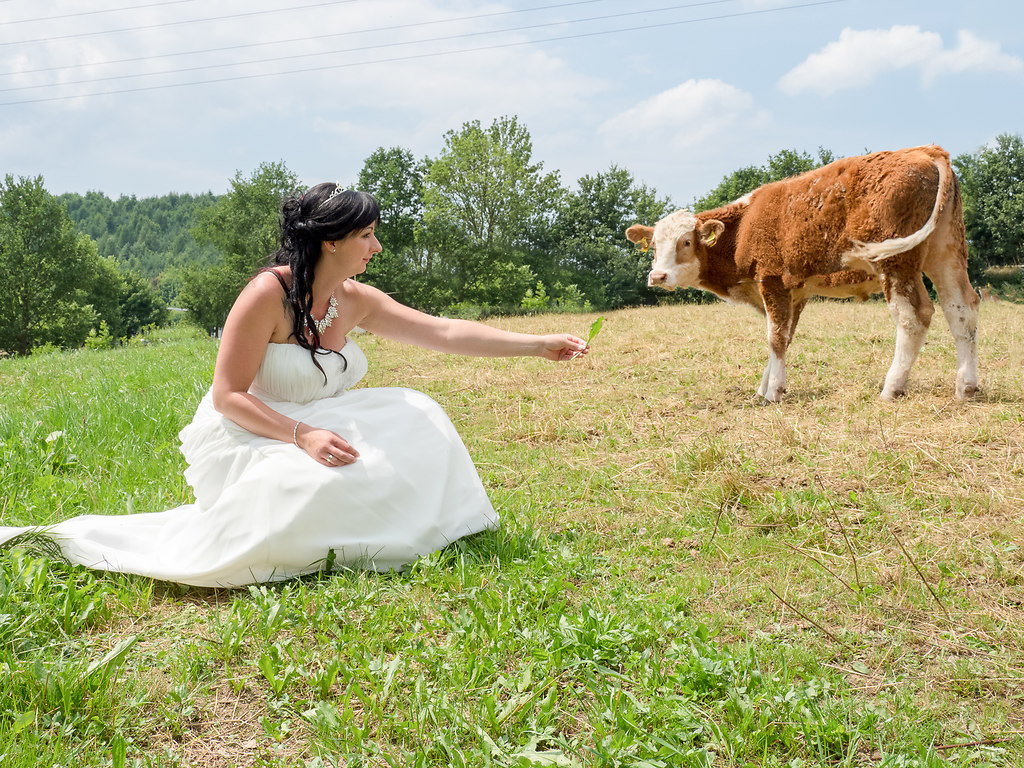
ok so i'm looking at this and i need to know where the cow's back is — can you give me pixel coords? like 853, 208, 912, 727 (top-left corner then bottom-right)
735, 146, 949, 284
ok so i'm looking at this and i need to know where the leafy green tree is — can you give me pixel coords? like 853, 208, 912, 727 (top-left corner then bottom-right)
954, 134, 1024, 269
119, 270, 169, 335
82, 259, 167, 340
194, 161, 301, 278
357, 147, 429, 303
177, 264, 242, 335
409, 218, 469, 313
358, 146, 425, 254
184, 161, 301, 331
424, 116, 563, 250
555, 165, 674, 309
423, 116, 564, 308
86, 255, 131, 340
695, 147, 833, 212
0, 175, 99, 354
766, 147, 834, 181
462, 257, 537, 311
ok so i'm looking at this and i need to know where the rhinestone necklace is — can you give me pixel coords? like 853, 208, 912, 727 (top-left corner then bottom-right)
313, 292, 338, 335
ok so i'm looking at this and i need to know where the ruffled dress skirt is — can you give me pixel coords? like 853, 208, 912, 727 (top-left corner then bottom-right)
0, 341, 498, 587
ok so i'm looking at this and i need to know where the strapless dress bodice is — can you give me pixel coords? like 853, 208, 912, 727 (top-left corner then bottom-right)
249, 340, 369, 404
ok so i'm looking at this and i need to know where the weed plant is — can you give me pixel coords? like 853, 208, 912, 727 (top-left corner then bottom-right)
1, 305, 1022, 767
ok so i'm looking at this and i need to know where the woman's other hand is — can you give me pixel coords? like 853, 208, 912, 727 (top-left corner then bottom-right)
295, 425, 360, 466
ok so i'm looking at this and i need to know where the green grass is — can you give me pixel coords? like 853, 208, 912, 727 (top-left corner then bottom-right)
1, 304, 1023, 767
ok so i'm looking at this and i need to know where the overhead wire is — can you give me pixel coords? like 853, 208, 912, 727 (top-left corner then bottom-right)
4, 0, 610, 76
0, 0, 847, 107
0, 0, 202, 27
1, 1, 740, 93
0, 0, 365, 46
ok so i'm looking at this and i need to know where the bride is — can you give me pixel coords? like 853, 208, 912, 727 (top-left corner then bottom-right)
0, 184, 588, 587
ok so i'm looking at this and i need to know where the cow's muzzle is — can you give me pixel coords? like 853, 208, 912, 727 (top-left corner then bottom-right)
648, 270, 669, 287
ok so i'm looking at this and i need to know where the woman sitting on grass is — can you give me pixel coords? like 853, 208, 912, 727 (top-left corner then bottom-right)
0, 184, 588, 587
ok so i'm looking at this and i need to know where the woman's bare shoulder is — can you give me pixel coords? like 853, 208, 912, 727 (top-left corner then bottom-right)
250, 267, 291, 293
235, 269, 288, 308
225, 269, 292, 339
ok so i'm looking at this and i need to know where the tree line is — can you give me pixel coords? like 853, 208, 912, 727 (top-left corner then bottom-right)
0, 178, 169, 355
177, 117, 681, 333
2, 118, 1022, 353
58, 190, 221, 304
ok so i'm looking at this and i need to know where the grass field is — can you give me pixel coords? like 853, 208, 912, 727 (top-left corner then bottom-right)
1, 300, 1022, 767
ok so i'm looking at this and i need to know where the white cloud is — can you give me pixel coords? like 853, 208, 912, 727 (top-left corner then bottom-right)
927, 30, 1024, 82
361, 46, 603, 140
594, 79, 773, 205
599, 78, 758, 151
779, 25, 1024, 96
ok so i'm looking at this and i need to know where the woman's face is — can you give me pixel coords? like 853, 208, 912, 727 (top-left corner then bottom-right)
325, 223, 382, 275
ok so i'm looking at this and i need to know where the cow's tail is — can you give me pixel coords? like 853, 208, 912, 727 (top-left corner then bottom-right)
844, 154, 951, 265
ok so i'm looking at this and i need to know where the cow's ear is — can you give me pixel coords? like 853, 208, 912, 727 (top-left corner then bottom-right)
699, 219, 725, 247
625, 224, 654, 245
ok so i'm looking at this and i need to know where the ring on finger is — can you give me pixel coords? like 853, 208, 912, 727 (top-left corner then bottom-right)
326, 454, 334, 463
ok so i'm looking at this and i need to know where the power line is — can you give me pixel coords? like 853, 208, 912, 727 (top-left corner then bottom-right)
0, 0, 364, 46
0, 0, 847, 107
1, 1, 738, 94
0, 0, 201, 27
4, 0, 610, 77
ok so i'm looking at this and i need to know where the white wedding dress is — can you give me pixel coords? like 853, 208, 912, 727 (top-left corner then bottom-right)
0, 340, 498, 587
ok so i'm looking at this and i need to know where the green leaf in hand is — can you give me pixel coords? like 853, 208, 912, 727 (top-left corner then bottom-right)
571, 316, 603, 359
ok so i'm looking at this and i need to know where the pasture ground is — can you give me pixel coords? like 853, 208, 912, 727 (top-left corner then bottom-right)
1, 300, 1022, 767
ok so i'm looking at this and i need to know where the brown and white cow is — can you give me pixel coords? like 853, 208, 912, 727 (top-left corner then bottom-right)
626, 145, 979, 402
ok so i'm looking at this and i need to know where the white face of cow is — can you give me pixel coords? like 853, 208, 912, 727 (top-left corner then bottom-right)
648, 209, 700, 290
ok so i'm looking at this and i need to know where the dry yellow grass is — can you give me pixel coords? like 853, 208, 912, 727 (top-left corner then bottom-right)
360, 299, 1024, 738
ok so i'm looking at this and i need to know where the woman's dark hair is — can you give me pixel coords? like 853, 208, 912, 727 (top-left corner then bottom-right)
266, 184, 380, 379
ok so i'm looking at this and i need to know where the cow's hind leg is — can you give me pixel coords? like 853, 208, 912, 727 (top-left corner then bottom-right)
757, 280, 797, 402
788, 298, 808, 346
881, 272, 934, 400
924, 259, 980, 399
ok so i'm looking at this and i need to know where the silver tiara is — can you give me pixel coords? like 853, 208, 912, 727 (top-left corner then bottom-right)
324, 183, 345, 204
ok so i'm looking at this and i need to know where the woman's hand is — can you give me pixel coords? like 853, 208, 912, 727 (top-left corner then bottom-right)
538, 334, 589, 362
296, 424, 360, 467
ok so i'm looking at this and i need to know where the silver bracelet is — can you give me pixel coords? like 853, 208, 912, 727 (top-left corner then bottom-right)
292, 420, 303, 447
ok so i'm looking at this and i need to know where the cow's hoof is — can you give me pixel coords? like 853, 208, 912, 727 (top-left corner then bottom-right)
957, 384, 979, 400
879, 388, 904, 402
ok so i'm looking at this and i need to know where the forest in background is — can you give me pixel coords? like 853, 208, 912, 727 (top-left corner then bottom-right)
3, 118, 1023, 353
58, 191, 221, 305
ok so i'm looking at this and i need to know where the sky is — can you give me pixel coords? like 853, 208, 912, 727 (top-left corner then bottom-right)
1, 0, 1022, 208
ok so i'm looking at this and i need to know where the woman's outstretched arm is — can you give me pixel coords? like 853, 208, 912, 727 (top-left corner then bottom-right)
354, 282, 589, 361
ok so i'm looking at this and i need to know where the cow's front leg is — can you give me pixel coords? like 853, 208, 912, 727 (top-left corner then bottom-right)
757, 278, 793, 402
881, 273, 934, 400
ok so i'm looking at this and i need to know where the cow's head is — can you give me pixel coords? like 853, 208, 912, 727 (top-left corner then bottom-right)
626, 209, 725, 289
